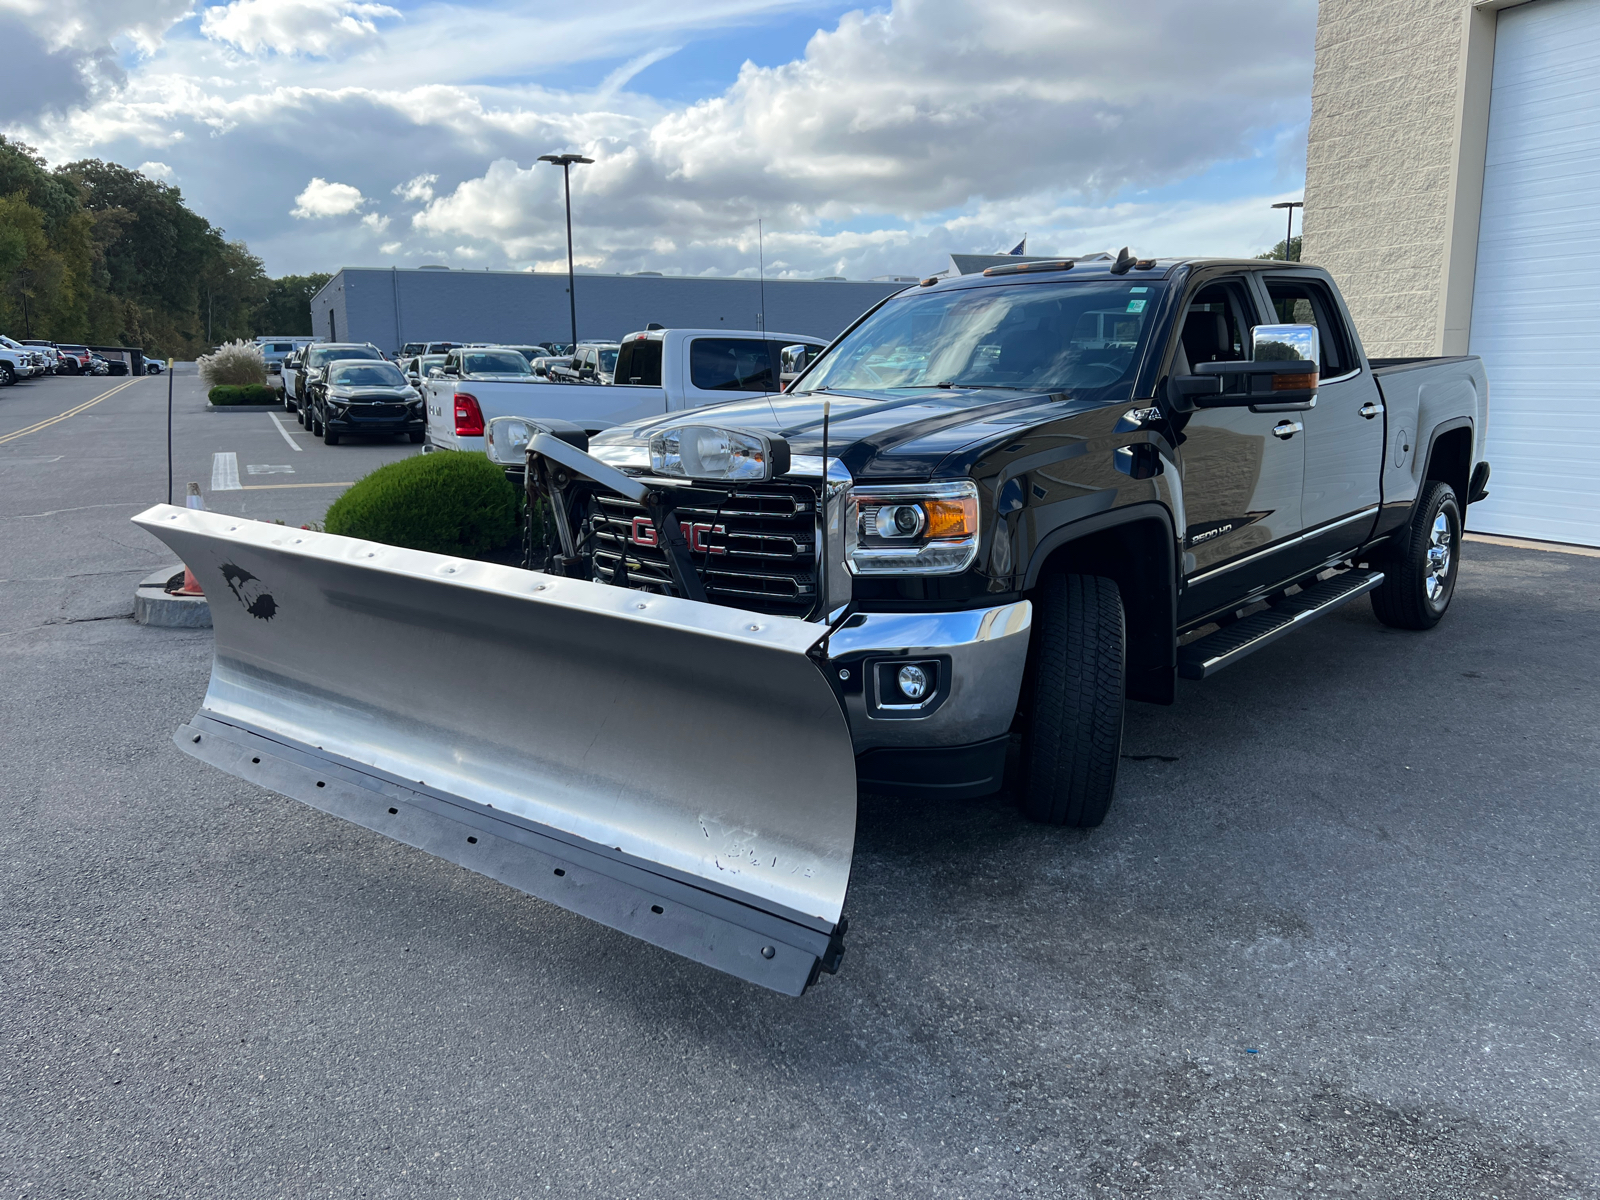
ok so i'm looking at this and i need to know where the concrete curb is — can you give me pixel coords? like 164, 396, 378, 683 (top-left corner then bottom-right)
134, 566, 212, 629
206, 403, 282, 413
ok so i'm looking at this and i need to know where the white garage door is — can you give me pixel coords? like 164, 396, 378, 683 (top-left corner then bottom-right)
1468, 0, 1600, 546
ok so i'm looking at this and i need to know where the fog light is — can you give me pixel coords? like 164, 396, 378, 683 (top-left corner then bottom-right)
896, 664, 928, 700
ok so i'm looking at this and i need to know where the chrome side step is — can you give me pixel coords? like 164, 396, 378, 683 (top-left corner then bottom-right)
1178, 570, 1385, 680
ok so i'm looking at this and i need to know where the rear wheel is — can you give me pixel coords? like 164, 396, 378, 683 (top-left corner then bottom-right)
1018, 572, 1126, 828
1371, 481, 1460, 630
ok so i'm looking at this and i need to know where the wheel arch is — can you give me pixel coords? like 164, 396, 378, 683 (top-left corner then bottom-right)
1022, 502, 1178, 705
1423, 419, 1473, 510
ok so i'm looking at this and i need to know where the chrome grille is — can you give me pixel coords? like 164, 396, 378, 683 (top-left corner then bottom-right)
590, 483, 819, 617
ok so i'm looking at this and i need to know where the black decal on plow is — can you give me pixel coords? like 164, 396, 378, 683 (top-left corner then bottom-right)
220, 563, 278, 620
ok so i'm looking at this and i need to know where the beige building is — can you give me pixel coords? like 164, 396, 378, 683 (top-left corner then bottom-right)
1305, 0, 1600, 544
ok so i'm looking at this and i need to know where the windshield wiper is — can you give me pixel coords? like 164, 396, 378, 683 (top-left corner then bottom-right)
881, 382, 1018, 390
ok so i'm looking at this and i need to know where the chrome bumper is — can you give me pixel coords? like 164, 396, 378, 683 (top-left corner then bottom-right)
824, 601, 1032, 752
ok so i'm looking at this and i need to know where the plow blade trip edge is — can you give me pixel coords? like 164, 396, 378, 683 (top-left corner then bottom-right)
135, 505, 858, 994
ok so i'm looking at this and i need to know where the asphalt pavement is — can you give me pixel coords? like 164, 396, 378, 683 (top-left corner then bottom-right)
2, 369, 1597, 1198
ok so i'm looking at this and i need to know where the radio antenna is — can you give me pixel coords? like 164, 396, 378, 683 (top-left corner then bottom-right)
757, 218, 766, 334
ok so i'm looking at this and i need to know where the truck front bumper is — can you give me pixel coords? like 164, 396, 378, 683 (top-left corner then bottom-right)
825, 601, 1033, 799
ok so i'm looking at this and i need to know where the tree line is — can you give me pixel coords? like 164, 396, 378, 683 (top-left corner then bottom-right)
0, 136, 328, 359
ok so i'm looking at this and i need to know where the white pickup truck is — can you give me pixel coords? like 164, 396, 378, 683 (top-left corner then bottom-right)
423, 328, 830, 453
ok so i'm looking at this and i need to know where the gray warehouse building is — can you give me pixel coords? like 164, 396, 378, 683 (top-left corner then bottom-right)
1304, 0, 1600, 546
310, 267, 913, 354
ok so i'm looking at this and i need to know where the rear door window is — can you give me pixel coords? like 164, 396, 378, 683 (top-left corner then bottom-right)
1263, 277, 1354, 376
615, 338, 663, 386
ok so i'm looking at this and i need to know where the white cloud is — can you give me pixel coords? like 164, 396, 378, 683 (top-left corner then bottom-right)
200, 0, 401, 57
137, 160, 173, 179
291, 177, 365, 218
392, 173, 437, 203
5, 0, 1317, 279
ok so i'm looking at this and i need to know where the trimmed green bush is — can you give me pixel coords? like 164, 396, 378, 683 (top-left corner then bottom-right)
325, 452, 518, 558
209, 384, 278, 405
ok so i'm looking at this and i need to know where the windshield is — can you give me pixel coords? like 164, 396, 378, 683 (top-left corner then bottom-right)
308, 345, 380, 367
799, 280, 1166, 394
461, 350, 531, 375
329, 363, 407, 387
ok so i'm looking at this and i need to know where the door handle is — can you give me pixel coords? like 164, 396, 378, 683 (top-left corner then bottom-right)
1272, 420, 1303, 440
1359, 402, 1384, 420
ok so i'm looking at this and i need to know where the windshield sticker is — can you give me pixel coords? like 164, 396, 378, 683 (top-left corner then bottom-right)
1126, 299, 1147, 313
1130, 287, 1148, 293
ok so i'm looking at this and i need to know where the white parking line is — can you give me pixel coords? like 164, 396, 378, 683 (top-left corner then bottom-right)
247, 464, 295, 475
210, 451, 241, 491
269, 411, 304, 451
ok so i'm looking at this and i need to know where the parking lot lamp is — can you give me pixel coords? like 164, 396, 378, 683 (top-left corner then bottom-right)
1272, 200, 1304, 261
538, 153, 595, 350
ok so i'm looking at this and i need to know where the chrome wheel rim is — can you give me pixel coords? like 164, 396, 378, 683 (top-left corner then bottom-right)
1424, 511, 1453, 603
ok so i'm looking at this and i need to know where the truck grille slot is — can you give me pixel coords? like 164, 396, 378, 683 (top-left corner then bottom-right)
590, 484, 818, 618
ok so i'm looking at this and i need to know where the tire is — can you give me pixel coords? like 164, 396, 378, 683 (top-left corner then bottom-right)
312, 408, 324, 437
408, 431, 425, 444
1018, 572, 1126, 827
1371, 480, 1461, 630
0, 363, 14, 387
284, 393, 295, 412
296, 403, 306, 426
323, 426, 339, 445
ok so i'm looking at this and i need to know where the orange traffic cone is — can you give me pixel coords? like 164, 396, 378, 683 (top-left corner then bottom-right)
169, 565, 204, 596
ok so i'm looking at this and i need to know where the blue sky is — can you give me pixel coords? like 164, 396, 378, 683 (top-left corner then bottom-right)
1, 0, 1317, 279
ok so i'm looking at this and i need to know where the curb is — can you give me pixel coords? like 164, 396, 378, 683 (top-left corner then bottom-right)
134, 565, 212, 629
206, 403, 283, 412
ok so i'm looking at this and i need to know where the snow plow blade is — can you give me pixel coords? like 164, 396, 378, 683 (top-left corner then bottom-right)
133, 504, 857, 995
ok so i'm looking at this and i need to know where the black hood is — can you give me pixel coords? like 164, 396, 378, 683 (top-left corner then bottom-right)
328, 386, 414, 400
595, 387, 1114, 479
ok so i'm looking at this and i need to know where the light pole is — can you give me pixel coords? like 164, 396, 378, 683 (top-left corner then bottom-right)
1271, 200, 1304, 261
538, 152, 594, 351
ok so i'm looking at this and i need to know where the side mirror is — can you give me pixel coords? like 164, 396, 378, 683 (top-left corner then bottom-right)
1168, 324, 1320, 412
444, 365, 459, 377
427, 367, 444, 379
779, 344, 811, 385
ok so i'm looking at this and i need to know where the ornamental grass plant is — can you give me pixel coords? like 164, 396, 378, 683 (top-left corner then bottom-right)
198, 340, 268, 387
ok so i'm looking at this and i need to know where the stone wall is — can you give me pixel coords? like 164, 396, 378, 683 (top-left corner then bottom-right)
1303, 0, 1473, 357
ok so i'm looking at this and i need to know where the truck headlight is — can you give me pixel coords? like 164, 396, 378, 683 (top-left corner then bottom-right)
485, 416, 535, 465
647, 425, 789, 482
846, 480, 979, 576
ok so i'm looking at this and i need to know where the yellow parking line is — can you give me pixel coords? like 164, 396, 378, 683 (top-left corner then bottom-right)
238, 481, 356, 490
0, 377, 143, 445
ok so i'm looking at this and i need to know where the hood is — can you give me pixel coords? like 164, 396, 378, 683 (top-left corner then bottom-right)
591, 387, 1112, 479
328, 386, 416, 400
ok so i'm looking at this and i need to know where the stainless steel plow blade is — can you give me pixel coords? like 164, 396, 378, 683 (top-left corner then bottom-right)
134, 504, 857, 994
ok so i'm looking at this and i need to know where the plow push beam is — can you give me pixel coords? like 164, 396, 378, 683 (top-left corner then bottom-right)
134, 504, 858, 994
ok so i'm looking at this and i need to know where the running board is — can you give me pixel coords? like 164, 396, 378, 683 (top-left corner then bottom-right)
1178, 570, 1385, 680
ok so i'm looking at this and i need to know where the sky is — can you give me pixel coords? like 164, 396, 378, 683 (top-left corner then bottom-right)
0, 0, 1319, 281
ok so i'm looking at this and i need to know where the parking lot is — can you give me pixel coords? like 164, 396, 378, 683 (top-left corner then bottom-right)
3, 371, 1598, 1198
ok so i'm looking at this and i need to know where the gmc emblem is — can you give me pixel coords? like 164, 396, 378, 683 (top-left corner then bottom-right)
630, 516, 726, 555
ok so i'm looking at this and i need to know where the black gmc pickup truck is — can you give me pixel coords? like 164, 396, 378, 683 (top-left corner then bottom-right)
514, 251, 1490, 829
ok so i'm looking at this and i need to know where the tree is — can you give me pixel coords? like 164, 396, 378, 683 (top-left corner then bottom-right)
1256, 235, 1303, 262
256, 273, 332, 335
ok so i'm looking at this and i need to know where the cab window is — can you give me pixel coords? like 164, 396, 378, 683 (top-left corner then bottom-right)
1263, 278, 1353, 376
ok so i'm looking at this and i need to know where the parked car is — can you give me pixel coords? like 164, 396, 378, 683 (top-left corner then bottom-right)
527, 355, 569, 379
304, 360, 425, 445
146, 360, 164, 375
54, 344, 92, 374
148, 255, 1492, 996
549, 342, 620, 384
399, 354, 448, 385
0, 339, 39, 386
423, 341, 461, 355
255, 338, 304, 375
425, 328, 827, 454
502, 344, 551, 364
284, 342, 386, 421
20, 341, 61, 374
397, 342, 427, 360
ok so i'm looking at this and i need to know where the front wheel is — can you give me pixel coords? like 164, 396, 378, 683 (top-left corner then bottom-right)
1371, 481, 1461, 630
0, 363, 14, 387
323, 425, 339, 445
408, 431, 425, 444
1018, 573, 1126, 827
